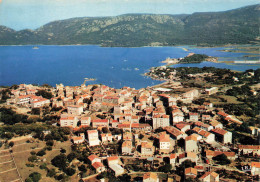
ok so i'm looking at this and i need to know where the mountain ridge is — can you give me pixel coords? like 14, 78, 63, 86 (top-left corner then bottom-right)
0, 4, 259, 47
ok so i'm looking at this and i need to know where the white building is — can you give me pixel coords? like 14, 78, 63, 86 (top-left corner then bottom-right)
109, 164, 124, 176
87, 130, 100, 146
60, 116, 78, 128
152, 115, 170, 129
67, 105, 83, 115
159, 132, 170, 150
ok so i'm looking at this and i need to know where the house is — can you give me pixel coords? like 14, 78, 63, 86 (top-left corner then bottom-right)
205, 87, 218, 95
17, 95, 31, 105
153, 115, 170, 129
164, 126, 187, 140
111, 120, 119, 128
88, 155, 101, 164
92, 162, 105, 173
194, 121, 213, 131
92, 119, 109, 128
249, 126, 260, 136
81, 117, 91, 126
31, 98, 50, 108
238, 145, 260, 156
101, 133, 112, 143
201, 115, 211, 122
123, 132, 132, 141
67, 105, 84, 115
189, 113, 199, 122
60, 116, 78, 128
87, 130, 100, 146
185, 134, 198, 153
205, 150, 236, 160
199, 171, 219, 182
211, 128, 232, 144
172, 109, 184, 123
251, 162, 260, 176
185, 167, 197, 179
179, 152, 198, 164
72, 133, 85, 144
107, 156, 120, 166
131, 123, 152, 132
109, 164, 124, 176
141, 141, 154, 156
159, 132, 171, 153
182, 89, 199, 100
170, 153, 177, 167
192, 127, 215, 143
203, 102, 213, 109
175, 123, 191, 133
210, 120, 223, 129
143, 172, 159, 182
122, 141, 132, 155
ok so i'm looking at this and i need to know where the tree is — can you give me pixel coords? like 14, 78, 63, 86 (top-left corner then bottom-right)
9, 141, 14, 148
212, 154, 231, 165
36, 90, 53, 99
117, 174, 131, 181
139, 134, 144, 139
78, 165, 87, 172
65, 167, 76, 176
31, 108, 41, 115
158, 164, 172, 173
60, 148, 66, 153
102, 127, 109, 133
46, 140, 54, 146
37, 149, 46, 156
28, 155, 37, 162
29, 172, 42, 182
51, 154, 68, 170
25, 178, 33, 182
47, 168, 56, 177
67, 152, 77, 162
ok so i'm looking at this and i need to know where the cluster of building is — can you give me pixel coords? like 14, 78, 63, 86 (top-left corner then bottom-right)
6, 84, 50, 108
5, 83, 260, 180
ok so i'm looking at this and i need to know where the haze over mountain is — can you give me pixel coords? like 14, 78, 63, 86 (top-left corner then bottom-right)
0, 4, 259, 47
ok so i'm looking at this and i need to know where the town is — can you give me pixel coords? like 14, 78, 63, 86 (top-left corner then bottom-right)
0, 67, 259, 182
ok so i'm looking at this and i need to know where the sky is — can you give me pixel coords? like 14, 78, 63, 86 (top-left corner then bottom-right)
0, 0, 259, 30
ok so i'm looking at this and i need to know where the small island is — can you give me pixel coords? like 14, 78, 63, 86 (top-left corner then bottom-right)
161, 53, 218, 66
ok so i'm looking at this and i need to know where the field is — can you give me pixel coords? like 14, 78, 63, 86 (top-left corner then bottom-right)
0, 136, 72, 182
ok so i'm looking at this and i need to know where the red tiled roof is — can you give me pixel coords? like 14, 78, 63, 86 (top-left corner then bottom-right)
88, 154, 99, 161
211, 128, 228, 135
107, 156, 119, 161
92, 119, 108, 123
143, 172, 158, 180
238, 145, 260, 150
170, 153, 177, 159
92, 162, 104, 169
185, 167, 197, 175
251, 162, 260, 168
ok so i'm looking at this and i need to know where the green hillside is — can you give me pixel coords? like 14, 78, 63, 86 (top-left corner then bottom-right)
0, 4, 259, 47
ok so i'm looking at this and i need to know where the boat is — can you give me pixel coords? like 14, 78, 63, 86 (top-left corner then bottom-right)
84, 78, 96, 81
32, 46, 39, 49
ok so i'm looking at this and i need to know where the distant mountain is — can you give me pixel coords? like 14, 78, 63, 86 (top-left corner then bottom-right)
0, 4, 259, 47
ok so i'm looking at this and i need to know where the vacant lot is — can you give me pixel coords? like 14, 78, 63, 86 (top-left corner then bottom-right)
0, 168, 21, 182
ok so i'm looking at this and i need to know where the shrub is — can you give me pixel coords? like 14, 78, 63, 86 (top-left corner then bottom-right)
9, 141, 14, 147
28, 155, 37, 162
46, 140, 54, 146
29, 172, 41, 182
65, 167, 76, 176
36, 149, 46, 156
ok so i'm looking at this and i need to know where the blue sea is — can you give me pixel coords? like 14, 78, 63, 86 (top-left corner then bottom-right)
0, 45, 259, 89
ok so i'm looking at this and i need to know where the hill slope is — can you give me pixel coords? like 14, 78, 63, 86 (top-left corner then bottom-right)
0, 4, 259, 46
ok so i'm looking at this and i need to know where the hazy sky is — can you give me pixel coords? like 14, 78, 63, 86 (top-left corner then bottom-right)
0, 0, 259, 30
